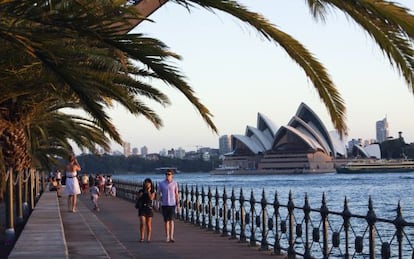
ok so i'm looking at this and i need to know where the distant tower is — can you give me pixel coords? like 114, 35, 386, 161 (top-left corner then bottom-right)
123, 142, 131, 157
219, 135, 232, 155
140, 146, 148, 157
376, 117, 389, 143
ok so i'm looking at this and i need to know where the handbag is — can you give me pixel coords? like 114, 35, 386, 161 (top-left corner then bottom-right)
135, 196, 143, 209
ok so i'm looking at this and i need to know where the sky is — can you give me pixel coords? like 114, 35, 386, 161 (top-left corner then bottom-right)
103, 0, 414, 154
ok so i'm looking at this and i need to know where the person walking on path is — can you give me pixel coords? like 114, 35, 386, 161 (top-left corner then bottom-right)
109, 184, 117, 197
136, 178, 155, 242
55, 169, 62, 198
65, 154, 81, 212
81, 173, 89, 194
157, 170, 179, 243
90, 182, 101, 211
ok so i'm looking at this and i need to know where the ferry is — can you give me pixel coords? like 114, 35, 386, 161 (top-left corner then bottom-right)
336, 159, 414, 174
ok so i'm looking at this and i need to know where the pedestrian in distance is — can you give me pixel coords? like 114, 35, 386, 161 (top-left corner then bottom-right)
81, 173, 89, 194
90, 181, 100, 212
105, 175, 113, 196
55, 169, 62, 198
109, 184, 117, 197
65, 154, 81, 213
136, 178, 155, 242
157, 169, 179, 243
89, 173, 95, 189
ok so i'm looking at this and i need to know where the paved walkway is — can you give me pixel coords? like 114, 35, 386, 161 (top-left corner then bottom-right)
9, 189, 286, 258
8, 191, 67, 258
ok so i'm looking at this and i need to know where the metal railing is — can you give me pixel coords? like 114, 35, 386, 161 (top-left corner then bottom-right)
2, 168, 44, 245
114, 179, 414, 258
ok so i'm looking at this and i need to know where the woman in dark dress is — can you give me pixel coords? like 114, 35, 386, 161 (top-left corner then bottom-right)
136, 178, 155, 242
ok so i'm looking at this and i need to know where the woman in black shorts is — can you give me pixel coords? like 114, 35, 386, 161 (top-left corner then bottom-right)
136, 178, 155, 242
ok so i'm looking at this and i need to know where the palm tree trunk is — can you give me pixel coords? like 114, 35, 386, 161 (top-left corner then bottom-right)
0, 123, 31, 201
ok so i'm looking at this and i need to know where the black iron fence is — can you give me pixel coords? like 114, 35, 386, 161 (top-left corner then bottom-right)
114, 179, 414, 259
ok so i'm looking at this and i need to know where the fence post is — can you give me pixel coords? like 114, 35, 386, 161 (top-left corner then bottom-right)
222, 187, 228, 236
394, 201, 406, 259
249, 189, 257, 246
273, 191, 282, 255
190, 185, 195, 224
16, 170, 23, 225
179, 184, 184, 220
260, 189, 269, 251
5, 168, 15, 244
303, 193, 312, 259
35, 170, 40, 199
195, 185, 200, 226
185, 185, 189, 222
215, 187, 220, 234
201, 186, 207, 229
23, 169, 29, 217
288, 191, 296, 258
239, 188, 247, 243
321, 192, 329, 259
366, 197, 376, 259
342, 197, 351, 259
29, 169, 35, 210
208, 187, 213, 231
230, 188, 237, 239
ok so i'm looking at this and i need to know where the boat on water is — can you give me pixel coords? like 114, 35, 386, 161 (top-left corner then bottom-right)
336, 159, 414, 174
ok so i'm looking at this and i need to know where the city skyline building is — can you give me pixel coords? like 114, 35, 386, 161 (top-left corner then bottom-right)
376, 117, 390, 143
219, 135, 232, 155
122, 142, 131, 157
140, 146, 148, 157
175, 148, 186, 159
116, 115, 401, 159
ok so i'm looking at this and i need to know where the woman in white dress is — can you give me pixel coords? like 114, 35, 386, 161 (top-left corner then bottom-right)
65, 154, 81, 212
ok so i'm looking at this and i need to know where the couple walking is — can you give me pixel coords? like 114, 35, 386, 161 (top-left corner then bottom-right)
137, 169, 179, 243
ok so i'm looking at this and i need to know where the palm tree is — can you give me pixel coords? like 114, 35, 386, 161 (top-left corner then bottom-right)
25, 98, 114, 170
0, 1, 219, 174
0, 85, 112, 200
2, 0, 413, 138
0, 0, 216, 132
125, 0, 414, 137
1, 0, 413, 163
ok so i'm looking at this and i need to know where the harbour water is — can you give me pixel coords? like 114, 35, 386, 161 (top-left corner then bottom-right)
113, 171, 414, 221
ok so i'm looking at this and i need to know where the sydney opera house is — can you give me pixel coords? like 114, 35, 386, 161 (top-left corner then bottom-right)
212, 103, 348, 174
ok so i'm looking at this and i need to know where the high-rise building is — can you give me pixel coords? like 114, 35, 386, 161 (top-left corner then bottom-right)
159, 148, 167, 157
219, 135, 232, 155
123, 142, 131, 157
175, 148, 186, 159
141, 146, 148, 157
376, 117, 389, 143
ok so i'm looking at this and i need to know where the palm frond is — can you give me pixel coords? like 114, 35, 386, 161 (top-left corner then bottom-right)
306, 0, 414, 90
172, 0, 347, 135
